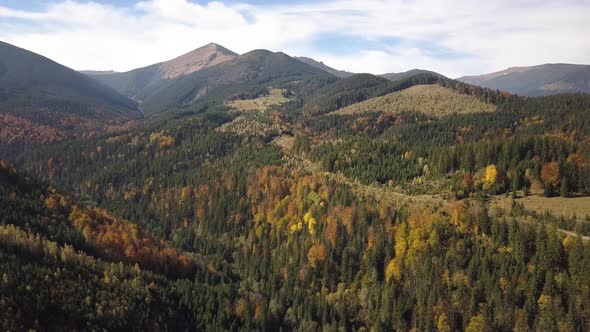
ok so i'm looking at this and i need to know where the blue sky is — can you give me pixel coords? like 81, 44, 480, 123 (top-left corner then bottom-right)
1, 0, 589, 77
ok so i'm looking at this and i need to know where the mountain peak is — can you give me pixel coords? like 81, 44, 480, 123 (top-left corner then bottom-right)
159, 42, 238, 79
201, 42, 235, 53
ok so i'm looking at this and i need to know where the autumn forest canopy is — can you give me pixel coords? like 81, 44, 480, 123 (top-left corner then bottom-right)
1, 40, 590, 331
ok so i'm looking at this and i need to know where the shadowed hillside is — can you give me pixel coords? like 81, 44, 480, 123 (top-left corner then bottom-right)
0, 41, 141, 144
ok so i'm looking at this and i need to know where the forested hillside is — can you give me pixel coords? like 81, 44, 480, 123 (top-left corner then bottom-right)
332, 84, 496, 117
1, 41, 590, 331
0, 41, 141, 144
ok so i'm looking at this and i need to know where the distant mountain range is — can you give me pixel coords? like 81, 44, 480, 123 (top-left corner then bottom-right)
0, 41, 141, 144
458, 64, 590, 96
293, 57, 443, 83
293, 59, 590, 97
2, 39, 589, 144
86, 45, 451, 115
86, 45, 335, 115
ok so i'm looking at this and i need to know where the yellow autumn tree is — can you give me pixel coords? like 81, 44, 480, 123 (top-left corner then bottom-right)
394, 224, 408, 258
466, 313, 486, 332
303, 211, 313, 223
449, 201, 468, 233
290, 222, 303, 234
308, 217, 317, 236
303, 210, 317, 236
405, 208, 436, 267
437, 313, 451, 332
385, 258, 403, 283
179, 186, 192, 205
485, 164, 498, 185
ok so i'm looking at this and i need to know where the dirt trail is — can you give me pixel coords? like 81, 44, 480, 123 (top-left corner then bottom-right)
490, 195, 590, 241
508, 215, 590, 241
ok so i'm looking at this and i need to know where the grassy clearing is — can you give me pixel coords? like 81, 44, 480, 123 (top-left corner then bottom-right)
226, 88, 289, 112
491, 194, 590, 220
220, 88, 291, 136
333, 84, 496, 117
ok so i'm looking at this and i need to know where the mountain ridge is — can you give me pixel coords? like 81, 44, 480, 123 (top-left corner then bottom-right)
138, 48, 337, 115
294, 56, 354, 78
458, 63, 590, 96
88, 45, 337, 115
85, 43, 238, 101
380, 69, 446, 82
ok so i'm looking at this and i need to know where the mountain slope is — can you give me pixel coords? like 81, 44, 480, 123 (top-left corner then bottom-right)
332, 84, 496, 117
294, 56, 354, 78
0, 41, 141, 144
139, 49, 336, 115
85, 43, 238, 100
0, 41, 138, 111
0, 160, 225, 329
0, 160, 195, 276
458, 63, 590, 96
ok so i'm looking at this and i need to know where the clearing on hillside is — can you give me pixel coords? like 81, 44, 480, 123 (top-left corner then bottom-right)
220, 88, 291, 136
226, 88, 289, 112
491, 194, 590, 220
333, 84, 496, 117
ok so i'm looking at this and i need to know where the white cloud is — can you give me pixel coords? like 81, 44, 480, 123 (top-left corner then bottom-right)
0, 0, 588, 77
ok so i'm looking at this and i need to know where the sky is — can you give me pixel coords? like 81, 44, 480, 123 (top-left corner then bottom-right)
1, 0, 589, 78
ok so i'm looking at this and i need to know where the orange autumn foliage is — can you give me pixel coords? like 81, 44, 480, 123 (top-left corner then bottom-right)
63, 195, 194, 277
540, 162, 560, 187
307, 244, 327, 268
325, 215, 338, 246
463, 172, 474, 189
